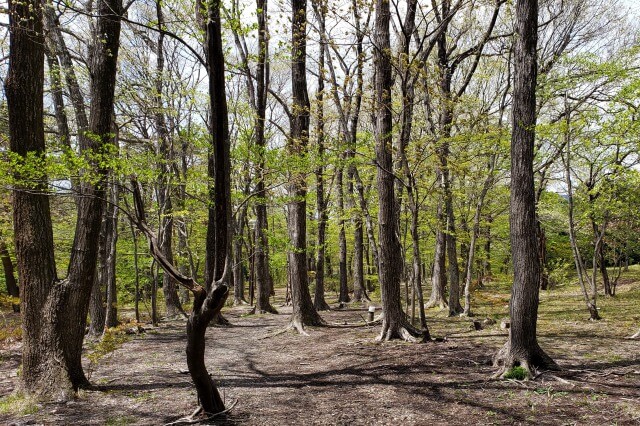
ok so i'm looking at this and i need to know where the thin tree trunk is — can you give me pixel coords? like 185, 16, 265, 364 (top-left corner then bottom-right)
337, 168, 350, 306
155, 0, 183, 318
463, 155, 496, 316
104, 178, 119, 328
314, 6, 330, 311
252, 0, 276, 314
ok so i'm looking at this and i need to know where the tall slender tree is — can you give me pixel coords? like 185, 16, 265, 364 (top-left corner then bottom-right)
374, 0, 428, 342
493, 0, 557, 377
287, 0, 324, 332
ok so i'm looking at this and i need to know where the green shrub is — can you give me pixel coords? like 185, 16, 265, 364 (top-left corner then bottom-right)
504, 366, 528, 380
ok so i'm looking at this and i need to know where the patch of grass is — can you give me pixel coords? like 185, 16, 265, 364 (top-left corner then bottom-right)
533, 386, 568, 398
105, 415, 136, 425
0, 309, 22, 345
503, 366, 527, 380
0, 393, 40, 416
86, 325, 131, 379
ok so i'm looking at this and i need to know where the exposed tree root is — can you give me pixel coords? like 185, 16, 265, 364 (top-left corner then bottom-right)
164, 399, 238, 425
376, 321, 430, 343
424, 297, 448, 310
249, 304, 279, 315
210, 312, 231, 326
233, 298, 249, 306
313, 299, 331, 311
492, 341, 559, 379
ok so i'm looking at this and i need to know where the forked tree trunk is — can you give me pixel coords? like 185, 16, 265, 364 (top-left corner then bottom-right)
132, 182, 229, 415
287, 0, 324, 332
8, 0, 123, 398
564, 97, 600, 321
493, 0, 557, 377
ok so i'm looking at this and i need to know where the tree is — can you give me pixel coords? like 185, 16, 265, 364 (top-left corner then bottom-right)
493, 0, 557, 377
287, 0, 324, 333
7, 0, 123, 398
374, 0, 428, 342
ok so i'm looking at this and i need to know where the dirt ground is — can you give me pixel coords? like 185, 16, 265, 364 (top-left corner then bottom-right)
1, 292, 639, 426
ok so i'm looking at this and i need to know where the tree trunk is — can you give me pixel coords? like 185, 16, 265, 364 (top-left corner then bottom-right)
0, 241, 19, 313
337, 168, 350, 306
104, 178, 120, 328
287, 0, 324, 332
253, 0, 276, 314
8, 0, 123, 398
493, 0, 556, 376
427, 201, 448, 309
314, 14, 330, 311
88, 210, 107, 335
374, 0, 428, 342
232, 212, 247, 305
155, 1, 183, 318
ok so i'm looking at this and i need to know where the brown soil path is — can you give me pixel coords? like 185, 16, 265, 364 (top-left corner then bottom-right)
1, 305, 639, 425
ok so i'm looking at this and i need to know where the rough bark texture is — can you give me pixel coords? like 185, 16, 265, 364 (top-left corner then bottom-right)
493, 0, 556, 376
7, 0, 122, 399
253, 0, 276, 314
374, 0, 427, 342
287, 0, 324, 332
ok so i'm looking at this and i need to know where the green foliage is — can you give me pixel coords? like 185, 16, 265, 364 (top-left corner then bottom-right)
0, 393, 40, 416
503, 366, 528, 380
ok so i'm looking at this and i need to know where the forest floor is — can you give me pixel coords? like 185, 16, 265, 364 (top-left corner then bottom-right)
1, 269, 640, 425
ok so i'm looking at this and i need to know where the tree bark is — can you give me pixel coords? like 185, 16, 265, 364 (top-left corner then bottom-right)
374, 0, 428, 342
8, 0, 123, 398
493, 0, 556, 376
104, 178, 119, 328
427, 201, 448, 309
253, 0, 276, 314
287, 0, 324, 332
155, 0, 184, 318
314, 8, 331, 311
